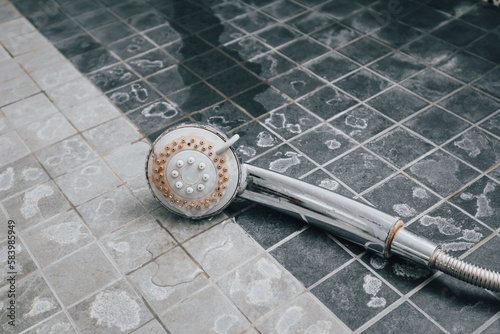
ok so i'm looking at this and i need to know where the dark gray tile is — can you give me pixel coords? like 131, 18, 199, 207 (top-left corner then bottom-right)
406, 150, 480, 197
127, 48, 177, 76
158, 1, 202, 19
191, 101, 251, 133
55, 33, 100, 58
108, 35, 156, 60
270, 68, 325, 99
404, 106, 470, 145
145, 23, 187, 46
466, 33, 500, 63
426, 0, 476, 16
338, 37, 391, 65
76, 9, 117, 30
285, 10, 334, 34
183, 49, 237, 79
234, 121, 283, 161
400, 5, 452, 31
401, 35, 457, 66
13, 0, 56, 15
271, 227, 353, 287
243, 51, 296, 80
334, 69, 392, 101
411, 271, 500, 334
163, 35, 213, 61
91, 22, 135, 44
126, 10, 168, 31
305, 52, 359, 82
167, 82, 225, 113
177, 10, 221, 33
70, 48, 120, 74
278, 37, 330, 64
370, 0, 420, 19
213, 1, 252, 20
235, 205, 305, 249
401, 68, 462, 102
460, 4, 500, 30
198, 22, 246, 46
312, 261, 400, 331
450, 176, 500, 230
366, 127, 434, 168
369, 52, 425, 82
251, 144, 316, 178
262, 0, 307, 20
126, 100, 184, 134
330, 105, 394, 142
444, 128, 500, 171
367, 86, 429, 121
364, 302, 444, 333
431, 19, 486, 47
262, 103, 321, 140
301, 169, 354, 197
88, 63, 139, 92
242, 0, 280, 7
370, 20, 422, 48
147, 65, 199, 96
325, 148, 396, 193
107, 81, 161, 113
473, 68, 500, 100
318, 0, 363, 20
111, 0, 150, 18
62, 0, 102, 16
364, 173, 439, 219
290, 124, 357, 164
232, 84, 291, 117
310, 23, 361, 49
435, 51, 495, 83
297, 85, 358, 120
40, 20, 84, 43
465, 235, 500, 272
225, 36, 271, 60
230, 10, 277, 33
342, 8, 388, 34
408, 202, 491, 257
439, 87, 500, 123
207, 66, 262, 97
483, 318, 500, 334
256, 24, 302, 47
480, 113, 500, 138
28, 8, 68, 28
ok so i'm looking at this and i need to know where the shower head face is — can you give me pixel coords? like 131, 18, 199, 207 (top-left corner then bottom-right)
146, 124, 240, 219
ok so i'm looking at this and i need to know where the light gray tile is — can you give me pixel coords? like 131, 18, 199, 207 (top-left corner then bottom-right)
22, 210, 95, 267
68, 279, 153, 334
0, 204, 8, 241
20, 113, 77, 151
16, 45, 66, 73
0, 73, 40, 107
0, 273, 62, 333
0, 113, 10, 135
2, 30, 49, 56
128, 247, 210, 315
31, 61, 81, 91
2, 180, 70, 231
0, 238, 37, 289
0, 18, 35, 38
77, 186, 146, 237
126, 176, 162, 212
184, 219, 262, 280
160, 285, 251, 334
152, 207, 228, 243
43, 243, 120, 306
0, 58, 25, 83
35, 135, 98, 178
1, 93, 58, 128
24, 312, 77, 334
0, 155, 49, 199
62, 95, 121, 131
0, 4, 20, 22
47, 77, 100, 110
101, 214, 176, 273
218, 254, 304, 322
82, 117, 142, 155
132, 320, 167, 334
0, 44, 9, 62
0, 131, 29, 166
55, 159, 121, 206
256, 293, 351, 333
103, 141, 150, 182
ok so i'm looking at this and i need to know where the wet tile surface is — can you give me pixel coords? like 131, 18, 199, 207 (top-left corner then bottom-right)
4, 0, 500, 332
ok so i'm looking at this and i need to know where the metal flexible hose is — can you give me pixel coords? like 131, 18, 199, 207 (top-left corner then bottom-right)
431, 249, 500, 293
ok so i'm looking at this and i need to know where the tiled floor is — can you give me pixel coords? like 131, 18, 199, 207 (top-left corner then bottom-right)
1, 0, 500, 333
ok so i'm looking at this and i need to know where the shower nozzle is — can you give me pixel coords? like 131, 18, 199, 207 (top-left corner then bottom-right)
146, 123, 500, 294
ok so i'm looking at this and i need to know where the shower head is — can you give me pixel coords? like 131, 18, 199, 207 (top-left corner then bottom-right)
146, 124, 241, 219
146, 123, 500, 293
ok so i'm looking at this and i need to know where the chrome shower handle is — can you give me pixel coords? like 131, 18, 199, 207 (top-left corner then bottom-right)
239, 164, 438, 266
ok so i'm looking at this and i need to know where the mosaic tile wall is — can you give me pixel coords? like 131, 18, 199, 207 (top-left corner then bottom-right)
1, 0, 500, 332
